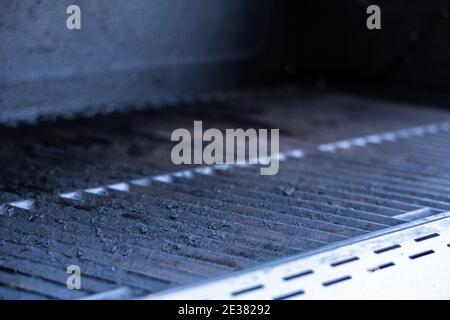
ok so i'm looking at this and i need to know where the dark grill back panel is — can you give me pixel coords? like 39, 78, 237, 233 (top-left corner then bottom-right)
0, 0, 276, 124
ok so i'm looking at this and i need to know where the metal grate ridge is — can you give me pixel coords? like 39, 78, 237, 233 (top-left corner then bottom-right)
5, 121, 450, 212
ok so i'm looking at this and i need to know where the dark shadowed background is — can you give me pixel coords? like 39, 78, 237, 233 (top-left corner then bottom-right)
2, 0, 450, 124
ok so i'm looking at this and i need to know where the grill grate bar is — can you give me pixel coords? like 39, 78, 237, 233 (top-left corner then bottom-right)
191, 172, 404, 222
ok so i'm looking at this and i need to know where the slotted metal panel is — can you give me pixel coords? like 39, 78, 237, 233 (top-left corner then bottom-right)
150, 212, 450, 300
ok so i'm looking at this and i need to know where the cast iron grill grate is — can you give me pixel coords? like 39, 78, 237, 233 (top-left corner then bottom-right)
0, 91, 449, 299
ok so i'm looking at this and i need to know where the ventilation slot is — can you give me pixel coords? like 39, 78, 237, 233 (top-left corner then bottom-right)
283, 270, 314, 281
409, 250, 435, 260
231, 284, 264, 297
330, 256, 359, 267
374, 244, 401, 254
274, 290, 305, 300
368, 262, 395, 273
414, 233, 439, 242
322, 276, 352, 287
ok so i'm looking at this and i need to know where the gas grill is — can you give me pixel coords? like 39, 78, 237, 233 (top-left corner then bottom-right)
1, 1, 450, 299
